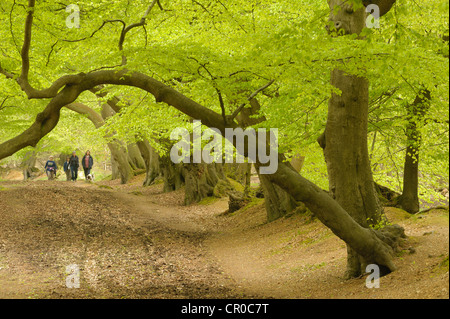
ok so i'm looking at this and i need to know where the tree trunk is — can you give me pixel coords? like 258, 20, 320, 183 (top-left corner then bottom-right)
184, 162, 230, 205
396, 90, 431, 214
127, 143, 146, 170
259, 171, 298, 222
160, 155, 184, 192
101, 104, 135, 184
324, 1, 385, 278
183, 163, 214, 205
108, 141, 134, 184
21, 150, 37, 181
137, 139, 160, 186
224, 163, 250, 184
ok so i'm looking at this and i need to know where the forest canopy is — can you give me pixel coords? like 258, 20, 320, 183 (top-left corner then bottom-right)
0, 0, 447, 195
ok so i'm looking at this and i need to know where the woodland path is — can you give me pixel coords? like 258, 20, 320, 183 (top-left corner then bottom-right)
0, 178, 448, 299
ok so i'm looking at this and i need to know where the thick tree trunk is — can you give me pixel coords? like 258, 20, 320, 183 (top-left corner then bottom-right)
396, 90, 431, 214
183, 163, 214, 205
160, 155, 184, 192
224, 163, 250, 184
184, 162, 230, 205
108, 141, 134, 184
324, 1, 386, 278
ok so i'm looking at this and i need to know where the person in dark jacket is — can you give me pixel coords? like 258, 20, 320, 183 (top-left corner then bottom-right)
69, 151, 79, 182
63, 157, 71, 181
44, 156, 58, 180
81, 150, 94, 180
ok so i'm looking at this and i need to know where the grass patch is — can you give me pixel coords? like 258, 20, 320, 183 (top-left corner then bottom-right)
409, 209, 449, 227
384, 207, 411, 222
227, 178, 245, 193
98, 184, 113, 190
198, 196, 220, 205
431, 255, 449, 276
232, 197, 264, 215
437, 255, 449, 271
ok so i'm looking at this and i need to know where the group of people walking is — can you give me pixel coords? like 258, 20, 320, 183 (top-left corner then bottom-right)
45, 150, 94, 181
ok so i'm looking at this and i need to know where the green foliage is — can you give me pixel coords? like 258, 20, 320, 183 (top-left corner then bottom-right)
0, 0, 448, 202
367, 215, 392, 230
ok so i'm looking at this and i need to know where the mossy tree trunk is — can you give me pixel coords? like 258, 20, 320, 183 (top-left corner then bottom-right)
183, 162, 230, 205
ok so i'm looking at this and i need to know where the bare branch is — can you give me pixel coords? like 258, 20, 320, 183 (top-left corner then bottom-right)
20, 0, 36, 83
0, 64, 15, 80
0, 96, 13, 111
119, 0, 159, 65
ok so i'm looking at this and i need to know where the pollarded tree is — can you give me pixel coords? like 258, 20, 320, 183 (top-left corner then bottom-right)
320, 0, 395, 278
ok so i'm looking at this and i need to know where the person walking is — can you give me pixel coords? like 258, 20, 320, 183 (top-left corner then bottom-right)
44, 156, 58, 180
63, 156, 71, 181
81, 150, 94, 180
69, 151, 79, 182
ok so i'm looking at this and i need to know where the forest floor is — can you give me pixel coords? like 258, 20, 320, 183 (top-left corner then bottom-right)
0, 174, 448, 299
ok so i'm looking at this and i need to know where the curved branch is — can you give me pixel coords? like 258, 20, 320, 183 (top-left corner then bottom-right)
119, 0, 159, 65
0, 84, 81, 159
65, 102, 105, 128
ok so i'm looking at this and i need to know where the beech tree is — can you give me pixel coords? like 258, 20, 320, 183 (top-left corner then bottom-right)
0, 0, 448, 277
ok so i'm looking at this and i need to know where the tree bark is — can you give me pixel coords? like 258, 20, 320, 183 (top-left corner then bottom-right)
127, 143, 146, 171
324, 0, 387, 278
136, 139, 160, 186
259, 171, 298, 222
183, 163, 214, 205
100, 103, 135, 184
160, 155, 184, 192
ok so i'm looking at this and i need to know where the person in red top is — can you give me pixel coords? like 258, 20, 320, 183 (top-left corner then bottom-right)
81, 150, 94, 180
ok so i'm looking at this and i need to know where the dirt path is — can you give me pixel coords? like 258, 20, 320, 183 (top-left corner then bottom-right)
0, 181, 248, 298
0, 179, 448, 299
